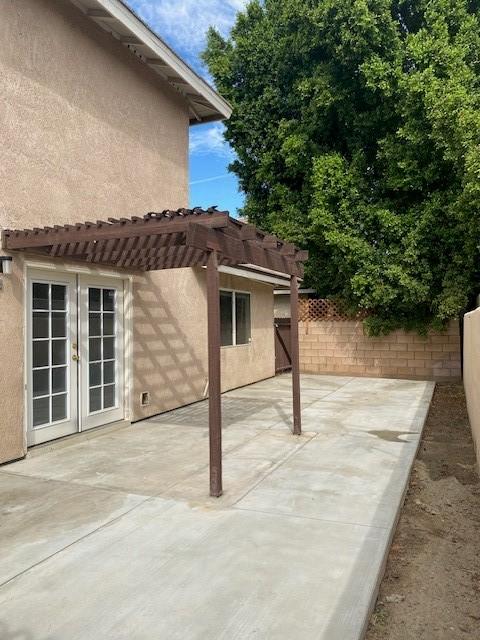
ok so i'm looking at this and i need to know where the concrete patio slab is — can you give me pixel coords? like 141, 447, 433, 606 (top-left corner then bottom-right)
0, 472, 147, 585
0, 374, 434, 640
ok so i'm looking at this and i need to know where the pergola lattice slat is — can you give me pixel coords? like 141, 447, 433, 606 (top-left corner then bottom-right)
3, 209, 305, 277
2, 207, 308, 497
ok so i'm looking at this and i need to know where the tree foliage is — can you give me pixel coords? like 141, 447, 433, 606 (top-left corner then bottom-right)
203, 0, 480, 333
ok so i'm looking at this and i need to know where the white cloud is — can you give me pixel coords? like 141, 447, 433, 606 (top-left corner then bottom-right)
126, 0, 248, 73
189, 123, 233, 159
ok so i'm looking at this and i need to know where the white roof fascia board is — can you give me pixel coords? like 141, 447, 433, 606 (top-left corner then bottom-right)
240, 263, 302, 282
217, 265, 292, 287
274, 288, 315, 295
70, 0, 232, 123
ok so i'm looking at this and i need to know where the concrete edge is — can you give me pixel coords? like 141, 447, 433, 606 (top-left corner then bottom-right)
359, 381, 436, 639
24, 420, 132, 458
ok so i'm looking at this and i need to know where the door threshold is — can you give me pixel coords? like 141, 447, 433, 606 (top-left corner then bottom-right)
27, 419, 131, 457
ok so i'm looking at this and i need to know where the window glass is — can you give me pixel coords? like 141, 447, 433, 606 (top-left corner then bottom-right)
52, 367, 67, 394
51, 312, 66, 338
33, 313, 49, 339
220, 291, 233, 346
51, 285, 66, 310
235, 293, 251, 344
33, 283, 49, 310
52, 394, 67, 422
33, 340, 49, 368
33, 397, 50, 427
89, 387, 102, 413
51, 340, 66, 366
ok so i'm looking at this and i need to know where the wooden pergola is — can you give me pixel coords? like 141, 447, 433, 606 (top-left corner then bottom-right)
3, 207, 307, 497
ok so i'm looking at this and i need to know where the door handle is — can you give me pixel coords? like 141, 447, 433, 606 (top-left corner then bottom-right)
72, 354, 80, 362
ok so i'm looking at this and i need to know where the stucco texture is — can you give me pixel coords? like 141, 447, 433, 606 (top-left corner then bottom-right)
0, 0, 275, 464
132, 269, 275, 421
0, 258, 26, 464
0, 0, 189, 228
0, 0, 190, 463
463, 308, 480, 470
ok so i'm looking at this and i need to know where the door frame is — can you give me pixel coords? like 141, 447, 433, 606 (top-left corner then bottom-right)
23, 260, 134, 446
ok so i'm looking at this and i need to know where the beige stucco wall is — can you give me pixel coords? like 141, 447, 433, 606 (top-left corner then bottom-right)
463, 309, 480, 470
0, 0, 275, 465
0, 258, 26, 463
0, 0, 189, 227
0, 0, 190, 464
132, 269, 275, 421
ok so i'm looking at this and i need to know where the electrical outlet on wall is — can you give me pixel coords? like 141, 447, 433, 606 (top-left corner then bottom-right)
141, 391, 150, 406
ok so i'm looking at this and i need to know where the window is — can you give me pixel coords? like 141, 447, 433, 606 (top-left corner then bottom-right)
220, 290, 251, 346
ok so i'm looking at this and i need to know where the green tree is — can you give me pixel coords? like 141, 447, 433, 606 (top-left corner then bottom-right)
203, 0, 480, 333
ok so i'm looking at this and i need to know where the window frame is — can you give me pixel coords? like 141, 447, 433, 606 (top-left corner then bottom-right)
219, 288, 252, 347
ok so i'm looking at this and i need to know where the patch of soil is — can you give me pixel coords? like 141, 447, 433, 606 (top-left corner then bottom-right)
366, 383, 480, 640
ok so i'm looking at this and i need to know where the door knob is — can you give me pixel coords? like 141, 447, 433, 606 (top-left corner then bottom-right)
72, 354, 80, 361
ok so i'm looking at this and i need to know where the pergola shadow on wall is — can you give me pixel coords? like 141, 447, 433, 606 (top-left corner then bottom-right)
2, 208, 307, 497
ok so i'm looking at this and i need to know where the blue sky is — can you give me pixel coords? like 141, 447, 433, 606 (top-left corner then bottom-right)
125, 0, 247, 215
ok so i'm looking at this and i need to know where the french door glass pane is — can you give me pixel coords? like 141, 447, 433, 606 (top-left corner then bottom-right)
103, 385, 115, 409
33, 397, 50, 427
89, 362, 101, 387
52, 367, 67, 394
89, 387, 102, 412
88, 287, 116, 413
33, 313, 49, 339
89, 314, 101, 336
31, 282, 69, 428
33, 369, 49, 397
103, 361, 115, 385
52, 394, 67, 422
33, 340, 49, 368
33, 283, 49, 310
103, 289, 115, 312
103, 337, 114, 360
51, 340, 66, 366
89, 288, 101, 311
89, 338, 101, 361
51, 285, 66, 310
51, 313, 67, 337
103, 314, 114, 336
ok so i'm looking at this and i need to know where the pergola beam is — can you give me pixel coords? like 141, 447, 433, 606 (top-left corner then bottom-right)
186, 223, 302, 277
3, 214, 228, 250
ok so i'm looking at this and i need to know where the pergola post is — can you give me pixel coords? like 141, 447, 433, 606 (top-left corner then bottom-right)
206, 250, 223, 497
290, 275, 302, 435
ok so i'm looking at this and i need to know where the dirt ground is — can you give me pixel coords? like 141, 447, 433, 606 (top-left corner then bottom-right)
366, 383, 480, 640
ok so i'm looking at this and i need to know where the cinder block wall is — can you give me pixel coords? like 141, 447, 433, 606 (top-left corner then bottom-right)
299, 320, 461, 380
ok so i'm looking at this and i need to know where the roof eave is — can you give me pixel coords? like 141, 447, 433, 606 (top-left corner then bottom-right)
69, 0, 232, 124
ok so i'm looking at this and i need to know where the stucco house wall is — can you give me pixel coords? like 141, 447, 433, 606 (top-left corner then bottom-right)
132, 270, 275, 421
0, 0, 275, 465
463, 308, 480, 471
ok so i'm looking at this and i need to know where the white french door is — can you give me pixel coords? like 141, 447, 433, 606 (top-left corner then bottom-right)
27, 270, 125, 445
27, 271, 78, 445
78, 276, 124, 430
